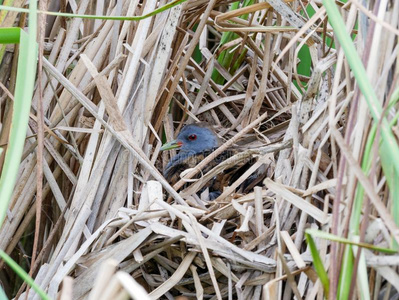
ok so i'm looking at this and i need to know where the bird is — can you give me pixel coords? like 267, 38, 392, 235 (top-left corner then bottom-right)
161, 122, 266, 199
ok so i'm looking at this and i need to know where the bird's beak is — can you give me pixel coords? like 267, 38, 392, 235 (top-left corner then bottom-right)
160, 140, 183, 151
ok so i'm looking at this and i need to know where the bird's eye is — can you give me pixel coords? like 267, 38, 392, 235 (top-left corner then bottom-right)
188, 134, 197, 141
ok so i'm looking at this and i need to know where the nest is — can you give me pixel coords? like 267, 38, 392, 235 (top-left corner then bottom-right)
0, 0, 399, 299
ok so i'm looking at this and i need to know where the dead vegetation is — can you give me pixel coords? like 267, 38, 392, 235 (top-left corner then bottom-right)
0, 0, 399, 299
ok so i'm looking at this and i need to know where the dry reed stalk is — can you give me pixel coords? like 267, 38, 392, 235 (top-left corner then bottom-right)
0, 0, 398, 299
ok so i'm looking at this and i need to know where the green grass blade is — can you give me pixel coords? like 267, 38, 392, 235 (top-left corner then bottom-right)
307, 229, 397, 254
352, 237, 371, 300
0, 250, 51, 300
0, 27, 20, 43
0, 0, 187, 21
308, 227, 395, 299
337, 245, 353, 300
212, 0, 254, 84
323, 0, 399, 175
383, 87, 399, 236
351, 86, 399, 238
323, 1, 399, 296
0, 3, 50, 300
345, 87, 399, 291
0, 3, 37, 230
305, 231, 330, 294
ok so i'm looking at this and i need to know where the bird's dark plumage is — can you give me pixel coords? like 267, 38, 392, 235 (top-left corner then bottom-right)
161, 122, 265, 198
162, 123, 228, 185
162, 123, 220, 181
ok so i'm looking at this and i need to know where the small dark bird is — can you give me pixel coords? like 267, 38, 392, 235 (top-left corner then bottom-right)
161, 123, 225, 184
161, 122, 265, 199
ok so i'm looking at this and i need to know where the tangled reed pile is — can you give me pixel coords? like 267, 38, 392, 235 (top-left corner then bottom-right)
0, 0, 398, 299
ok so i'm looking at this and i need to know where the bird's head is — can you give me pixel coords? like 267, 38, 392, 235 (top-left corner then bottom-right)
161, 123, 220, 154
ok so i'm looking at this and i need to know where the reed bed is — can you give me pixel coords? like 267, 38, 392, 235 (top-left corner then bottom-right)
0, 0, 398, 299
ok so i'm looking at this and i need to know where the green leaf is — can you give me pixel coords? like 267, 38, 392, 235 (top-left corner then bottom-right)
307, 229, 397, 254
323, 0, 399, 177
305, 231, 330, 294
0, 250, 51, 300
212, 0, 254, 84
0, 0, 187, 21
0, 12, 37, 229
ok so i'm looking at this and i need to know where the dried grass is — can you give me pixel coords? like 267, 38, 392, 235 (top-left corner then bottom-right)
0, 0, 399, 299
